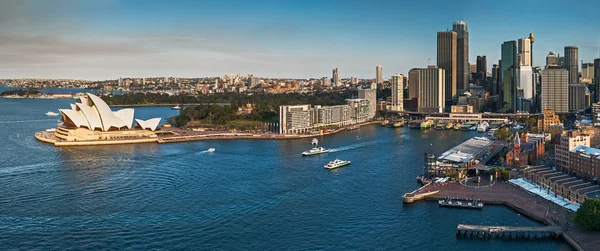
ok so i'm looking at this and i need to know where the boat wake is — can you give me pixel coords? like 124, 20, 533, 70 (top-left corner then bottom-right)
0, 119, 58, 124
329, 140, 386, 152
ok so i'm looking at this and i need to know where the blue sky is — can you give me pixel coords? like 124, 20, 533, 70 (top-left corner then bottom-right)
1, 0, 599, 80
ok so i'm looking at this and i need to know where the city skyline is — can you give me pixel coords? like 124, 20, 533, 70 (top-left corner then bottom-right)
1, 0, 600, 80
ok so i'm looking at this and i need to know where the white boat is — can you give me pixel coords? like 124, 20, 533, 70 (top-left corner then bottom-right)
45, 111, 59, 116
324, 159, 351, 169
207, 148, 215, 153
302, 147, 329, 156
477, 122, 489, 133
171, 105, 182, 110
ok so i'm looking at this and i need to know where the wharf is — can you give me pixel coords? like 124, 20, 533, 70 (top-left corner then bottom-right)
456, 224, 563, 239
438, 198, 483, 209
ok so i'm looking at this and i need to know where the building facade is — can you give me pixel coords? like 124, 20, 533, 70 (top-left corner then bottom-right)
537, 109, 562, 133
501, 41, 518, 111
376, 65, 383, 85
564, 46, 579, 85
390, 74, 404, 112
332, 67, 340, 86
518, 37, 532, 67
556, 131, 590, 171
569, 146, 600, 181
595, 59, 600, 102
546, 51, 560, 68
417, 67, 446, 113
346, 99, 371, 124
358, 89, 377, 118
452, 21, 469, 94
408, 68, 420, 100
506, 133, 528, 168
541, 66, 569, 113
569, 84, 590, 111
437, 31, 457, 104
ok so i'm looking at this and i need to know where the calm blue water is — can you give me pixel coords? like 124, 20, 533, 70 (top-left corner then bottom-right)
0, 98, 571, 250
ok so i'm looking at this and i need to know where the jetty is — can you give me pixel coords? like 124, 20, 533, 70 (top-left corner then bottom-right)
402, 183, 440, 203
438, 198, 483, 209
456, 224, 564, 239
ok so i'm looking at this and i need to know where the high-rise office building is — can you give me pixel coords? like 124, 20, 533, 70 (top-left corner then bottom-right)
541, 66, 569, 113
332, 67, 340, 86
595, 59, 600, 102
408, 68, 420, 100
546, 51, 560, 67
564, 46, 579, 84
491, 64, 500, 96
391, 74, 404, 112
376, 65, 383, 85
417, 67, 446, 113
501, 41, 518, 112
518, 38, 532, 66
452, 21, 469, 94
569, 84, 590, 111
581, 63, 594, 81
476, 55, 487, 74
437, 31, 457, 104
518, 66, 533, 99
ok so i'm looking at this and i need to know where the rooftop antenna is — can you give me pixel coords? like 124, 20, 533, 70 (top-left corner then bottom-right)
428, 58, 431, 66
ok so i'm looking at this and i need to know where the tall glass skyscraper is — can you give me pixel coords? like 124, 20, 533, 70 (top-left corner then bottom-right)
452, 21, 469, 95
501, 41, 517, 112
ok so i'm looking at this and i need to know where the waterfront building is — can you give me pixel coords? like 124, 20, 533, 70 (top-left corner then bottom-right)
501, 41, 518, 112
450, 105, 473, 113
376, 65, 383, 85
417, 67, 445, 113
569, 84, 590, 111
279, 105, 312, 134
541, 66, 569, 113
452, 21, 469, 94
278, 104, 357, 134
358, 89, 377, 118
408, 68, 420, 100
437, 137, 493, 170
546, 51, 560, 68
537, 109, 562, 133
346, 99, 371, 124
564, 46, 579, 85
556, 131, 590, 171
390, 74, 404, 112
524, 166, 600, 204
437, 31, 457, 104
333, 67, 340, 86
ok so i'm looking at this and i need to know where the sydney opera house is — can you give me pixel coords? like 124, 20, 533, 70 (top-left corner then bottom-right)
35, 93, 162, 146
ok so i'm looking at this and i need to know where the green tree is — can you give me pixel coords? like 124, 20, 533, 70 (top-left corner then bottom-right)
498, 156, 505, 164
494, 128, 512, 140
574, 199, 600, 231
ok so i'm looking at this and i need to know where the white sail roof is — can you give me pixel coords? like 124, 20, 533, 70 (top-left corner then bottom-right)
136, 118, 161, 131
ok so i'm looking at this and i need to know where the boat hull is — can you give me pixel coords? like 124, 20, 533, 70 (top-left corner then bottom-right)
324, 162, 351, 169
302, 151, 329, 156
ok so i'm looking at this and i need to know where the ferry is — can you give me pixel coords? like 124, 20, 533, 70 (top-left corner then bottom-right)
324, 159, 351, 169
477, 122, 489, 133
207, 148, 216, 153
302, 147, 330, 156
446, 123, 454, 130
45, 111, 59, 116
453, 123, 462, 130
387, 120, 404, 128
171, 105, 182, 110
420, 120, 434, 129
434, 121, 448, 130
408, 120, 422, 129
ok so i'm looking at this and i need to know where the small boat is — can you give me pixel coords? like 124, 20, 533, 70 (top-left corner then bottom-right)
207, 148, 216, 153
393, 121, 404, 128
171, 105, 182, 110
45, 111, 59, 116
477, 122, 489, 133
302, 147, 330, 156
446, 123, 454, 130
324, 159, 351, 169
381, 120, 389, 127
454, 123, 462, 130
420, 120, 434, 129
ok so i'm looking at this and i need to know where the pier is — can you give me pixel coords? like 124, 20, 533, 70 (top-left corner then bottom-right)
438, 198, 483, 209
456, 224, 564, 239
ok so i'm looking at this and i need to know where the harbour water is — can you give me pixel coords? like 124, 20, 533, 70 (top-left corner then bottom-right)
0, 97, 571, 250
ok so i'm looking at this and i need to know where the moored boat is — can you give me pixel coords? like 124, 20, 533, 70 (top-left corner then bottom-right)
381, 120, 389, 126
324, 159, 351, 169
171, 105, 182, 110
420, 120, 434, 129
446, 123, 454, 130
454, 123, 462, 130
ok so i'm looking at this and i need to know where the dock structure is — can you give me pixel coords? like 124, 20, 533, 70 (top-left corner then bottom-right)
438, 198, 483, 209
456, 224, 564, 239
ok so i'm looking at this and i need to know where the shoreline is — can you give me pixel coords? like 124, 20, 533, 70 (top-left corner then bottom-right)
405, 182, 592, 251
35, 121, 382, 146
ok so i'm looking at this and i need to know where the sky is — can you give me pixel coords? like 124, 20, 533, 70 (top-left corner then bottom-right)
1, 0, 599, 80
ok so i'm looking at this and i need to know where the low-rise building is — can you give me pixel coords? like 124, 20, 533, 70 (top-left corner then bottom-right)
537, 109, 561, 132
556, 131, 590, 171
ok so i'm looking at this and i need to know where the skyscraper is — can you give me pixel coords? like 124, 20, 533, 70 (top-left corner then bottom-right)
541, 66, 569, 113
518, 37, 532, 66
569, 84, 590, 111
564, 46, 579, 84
452, 21, 469, 94
501, 41, 518, 112
476, 56, 487, 74
391, 74, 404, 111
376, 65, 383, 85
492, 64, 500, 96
332, 67, 340, 86
408, 68, 420, 100
546, 52, 559, 67
581, 63, 594, 81
437, 31, 457, 105
417, 67, 446, 113
594, 58, 600, 102
529, 33, 535, 66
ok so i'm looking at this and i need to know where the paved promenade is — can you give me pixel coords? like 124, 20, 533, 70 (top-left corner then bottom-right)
417, 182, 598, 251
